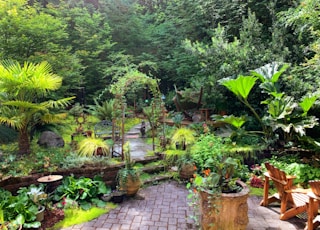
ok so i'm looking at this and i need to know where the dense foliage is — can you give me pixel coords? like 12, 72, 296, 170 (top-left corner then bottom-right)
0, 0, 319, 166
0, 0, 318, 105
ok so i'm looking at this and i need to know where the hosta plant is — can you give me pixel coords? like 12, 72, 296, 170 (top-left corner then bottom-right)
53, 175, 111, 210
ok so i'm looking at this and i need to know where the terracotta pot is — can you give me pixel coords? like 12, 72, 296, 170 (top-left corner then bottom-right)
119, 175, 142, 196
179, 163, 195, 181
199, 180, 249, 230
85, 130, 93, 137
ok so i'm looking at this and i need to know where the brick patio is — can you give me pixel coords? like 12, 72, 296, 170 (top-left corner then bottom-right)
62, 180, 307, 230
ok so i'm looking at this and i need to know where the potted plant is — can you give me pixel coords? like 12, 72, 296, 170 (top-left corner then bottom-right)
171, 127, 196, 150
77, 137, 110, 157
0, 185, 47, 229
117, 142, 142, 196
17, 184, 48, 222
177, 150, 196, 181
188, 133, 250, 230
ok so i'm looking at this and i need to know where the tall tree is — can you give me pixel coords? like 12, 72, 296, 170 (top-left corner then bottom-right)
0, 61, 74, 155
56, 0, 116, 103
0, 0, 82, 99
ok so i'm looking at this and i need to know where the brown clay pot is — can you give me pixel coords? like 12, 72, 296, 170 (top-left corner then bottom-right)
179, 163, 195, 181
119, 175, 142, 196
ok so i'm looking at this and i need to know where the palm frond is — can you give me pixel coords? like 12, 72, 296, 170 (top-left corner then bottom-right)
42, 97, 75, 109
0, 116, 24, 130
3, 100, 46, 110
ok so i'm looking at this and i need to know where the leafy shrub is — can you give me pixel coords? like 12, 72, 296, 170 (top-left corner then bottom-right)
60, 153, 110, 169
264, 155, 320, 186
0, 187, 43, 229
86, 99, 114, 121
53, 175, 111, 210
191, 134, 232, 171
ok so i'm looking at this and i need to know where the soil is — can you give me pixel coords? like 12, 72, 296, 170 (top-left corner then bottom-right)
38, 208, 65, 230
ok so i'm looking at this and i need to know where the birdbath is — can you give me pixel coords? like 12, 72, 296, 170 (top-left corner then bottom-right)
37, 175, 63, 193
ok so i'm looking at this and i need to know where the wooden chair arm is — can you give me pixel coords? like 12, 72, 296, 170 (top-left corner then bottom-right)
307, 191, 320, 199
286, 175, 297, 180
285, 188, 311, 194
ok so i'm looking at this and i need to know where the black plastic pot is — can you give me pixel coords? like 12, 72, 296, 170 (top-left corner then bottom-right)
111, 191, 125, 203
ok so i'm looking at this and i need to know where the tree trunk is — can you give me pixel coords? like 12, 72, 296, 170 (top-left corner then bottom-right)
18, 127, 31, 155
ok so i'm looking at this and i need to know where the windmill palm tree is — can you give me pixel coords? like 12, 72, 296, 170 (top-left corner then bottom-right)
0, 60, 74, 155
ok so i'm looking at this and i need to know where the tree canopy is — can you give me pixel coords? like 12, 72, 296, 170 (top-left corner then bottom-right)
0, 0, 318, 111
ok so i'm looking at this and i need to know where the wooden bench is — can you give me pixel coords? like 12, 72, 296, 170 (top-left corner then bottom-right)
94, 120, 120, 140
260, 162, 312, 220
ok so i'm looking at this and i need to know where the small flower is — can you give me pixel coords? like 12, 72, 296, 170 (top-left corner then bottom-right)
193, 188, 197, 194
193, 174, 197, 178
203, 169, 211, 177
61, 197, 66, 206
193, 165, 197, 170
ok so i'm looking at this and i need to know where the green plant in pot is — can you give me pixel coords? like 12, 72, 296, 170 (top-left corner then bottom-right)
0, 185, 47, 229
117, 142, 142, 196
167, 127, 196, 180
23, 184, 47, 222
177, 150, 196, 181
171, 127, 196, 150
188, 133, 250, 230
77, 137, 110, 157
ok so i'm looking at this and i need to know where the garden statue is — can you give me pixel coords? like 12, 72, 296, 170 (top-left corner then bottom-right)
140, 121, 146, 138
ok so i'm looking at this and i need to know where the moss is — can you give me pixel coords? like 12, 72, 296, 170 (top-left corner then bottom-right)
50, 204, 117, 230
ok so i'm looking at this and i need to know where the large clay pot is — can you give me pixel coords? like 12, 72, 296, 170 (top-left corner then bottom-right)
119, 174, 142, 196
179, 163, 195, 181
199, 180, 249, 230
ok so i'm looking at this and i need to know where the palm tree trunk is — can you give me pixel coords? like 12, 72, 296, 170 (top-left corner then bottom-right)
18, 127, 31, 155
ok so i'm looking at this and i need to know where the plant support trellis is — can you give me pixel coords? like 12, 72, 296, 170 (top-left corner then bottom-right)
110, 70, 163, 159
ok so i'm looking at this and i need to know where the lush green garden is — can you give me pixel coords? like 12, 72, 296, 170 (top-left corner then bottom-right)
1, 0, 320, 229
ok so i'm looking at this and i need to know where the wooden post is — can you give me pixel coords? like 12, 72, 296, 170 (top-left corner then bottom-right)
152, 103, 155, 151
121, 101, 125, 160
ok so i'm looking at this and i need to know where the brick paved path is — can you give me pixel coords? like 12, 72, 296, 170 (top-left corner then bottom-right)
62, 180, 308, 230
62, 181, 196, 230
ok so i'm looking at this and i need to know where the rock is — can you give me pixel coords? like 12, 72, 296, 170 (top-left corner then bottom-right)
37, 131, 65, 148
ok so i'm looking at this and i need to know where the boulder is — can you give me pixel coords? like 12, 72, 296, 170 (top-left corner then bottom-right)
37, 131, 65, 148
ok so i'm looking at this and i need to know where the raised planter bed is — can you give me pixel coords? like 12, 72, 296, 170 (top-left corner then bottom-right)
0, 156, 163, 193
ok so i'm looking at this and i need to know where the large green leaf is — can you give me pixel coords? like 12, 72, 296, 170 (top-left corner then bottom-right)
220, 75, 257, 100
267, 96, 296, 119
220, 115, 246, 129
299, 94, 319, 114
251, 62, 289, 83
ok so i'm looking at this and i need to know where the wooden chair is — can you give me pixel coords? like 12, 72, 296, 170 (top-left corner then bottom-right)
307, 180, 320, 230
260, 162, 312, 220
